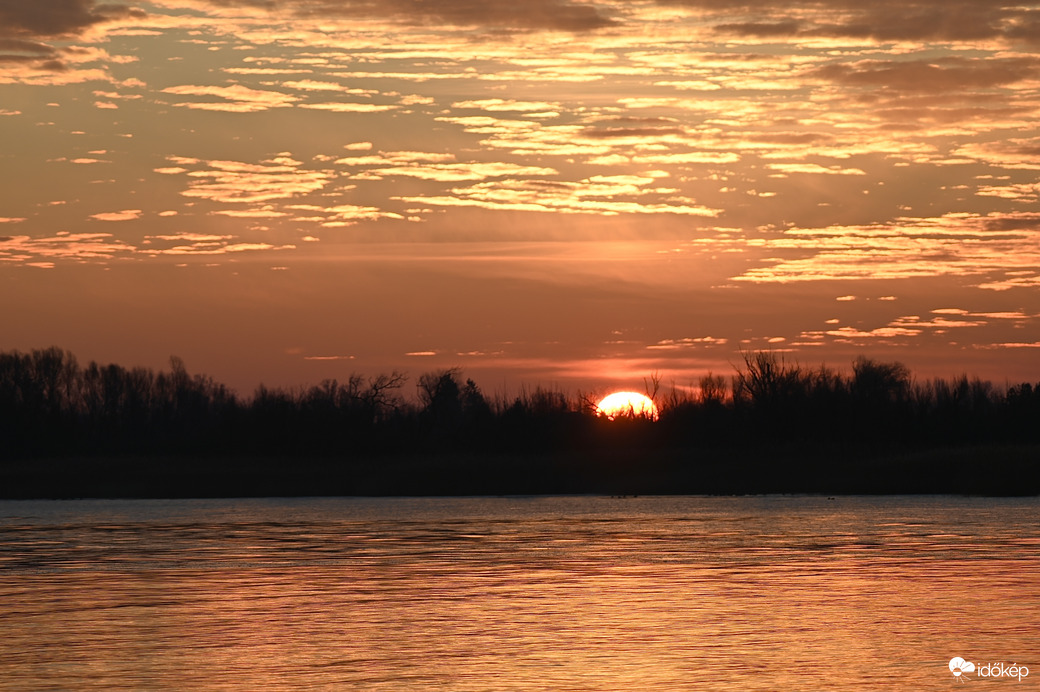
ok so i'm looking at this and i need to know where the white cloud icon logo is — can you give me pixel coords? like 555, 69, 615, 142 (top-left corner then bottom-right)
950, 657, 976, 679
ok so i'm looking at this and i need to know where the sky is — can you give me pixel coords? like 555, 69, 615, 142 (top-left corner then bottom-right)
2, 0, 1040, 398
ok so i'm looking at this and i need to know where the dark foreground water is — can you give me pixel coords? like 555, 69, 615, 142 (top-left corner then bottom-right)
1, 496, 1037, 690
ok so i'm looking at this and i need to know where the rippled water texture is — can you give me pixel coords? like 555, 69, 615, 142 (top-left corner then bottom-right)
1, 496, 1038, 690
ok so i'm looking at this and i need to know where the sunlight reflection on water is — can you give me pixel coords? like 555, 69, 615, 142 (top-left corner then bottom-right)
1, 496, 1038, 690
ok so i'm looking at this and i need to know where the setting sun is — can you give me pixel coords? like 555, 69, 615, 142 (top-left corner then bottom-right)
595, 392, 659, 421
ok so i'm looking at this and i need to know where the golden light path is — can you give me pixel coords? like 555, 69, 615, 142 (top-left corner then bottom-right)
595, 391, 659, 421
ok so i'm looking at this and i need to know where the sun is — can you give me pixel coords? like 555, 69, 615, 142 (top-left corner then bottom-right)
595, 391, 659, 421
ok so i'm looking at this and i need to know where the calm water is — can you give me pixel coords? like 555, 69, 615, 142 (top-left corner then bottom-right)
1, 495, 1038, 691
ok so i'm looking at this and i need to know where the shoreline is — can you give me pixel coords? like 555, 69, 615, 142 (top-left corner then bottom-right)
3, 444, 1038, 500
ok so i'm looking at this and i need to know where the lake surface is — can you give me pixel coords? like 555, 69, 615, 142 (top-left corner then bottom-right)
1, 496, 1037, 690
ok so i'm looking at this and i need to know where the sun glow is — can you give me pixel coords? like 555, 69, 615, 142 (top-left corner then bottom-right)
595, 391, 659, 421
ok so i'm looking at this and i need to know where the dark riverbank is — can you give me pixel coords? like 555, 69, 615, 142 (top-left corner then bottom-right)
3, 347, 1039, 498
4, 444, 1038, 499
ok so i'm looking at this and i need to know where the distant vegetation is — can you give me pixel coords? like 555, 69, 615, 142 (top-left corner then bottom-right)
1, 347, 1038, 497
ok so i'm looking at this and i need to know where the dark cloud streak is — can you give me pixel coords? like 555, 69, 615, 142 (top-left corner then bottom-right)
0, 0, 140, 37
715, 21, 801, 37
204, 0, 618, 32
813, 57, 1040, 92
657, 0, 1040, 44
584, 126, 687, 139
0, 0, 143, 70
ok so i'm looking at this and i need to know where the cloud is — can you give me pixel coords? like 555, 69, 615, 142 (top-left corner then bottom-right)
297, 102, 396, 112
0, 1, 139, 38
397, 176, 719, 217
336, 151, 457, 165
165, 155, 333, 205
767, 163, 866, 176
147, 233, 233, 242
333, 150, 565, 183
932, 308, 1031, 321
800, 305, 1037, 346
150, 154, 413, 226
584, 126, 688, 140
316, 205, 404, 227
281, 79, 374, 93
0, 232, 134, 263
0, 1, 145, 74
656, 1, 1040, 45
812, 57, 1040, 93
824, 326, 922, 339
647, 336, 728, 350
190, 0, 618, 33
957, 138, 1040, 170
141, 233, 295, 255
452, 99, 562, 112
976, 182, 1040, 202
715, 21, 801, 37
89, 209, 142, 221
724, 214, 1040, 283
211, 208, 290, 218
977, 273, 1040, 291
890, 315, 986, 330
354, 162, 560, 182
980, 341, 1040, 349
161, 84, 298, 112
6, 0, 1040, 279
437, 112, 716, 162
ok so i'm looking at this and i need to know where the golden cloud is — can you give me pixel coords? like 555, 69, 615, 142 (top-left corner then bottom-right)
161, 84, 299, 111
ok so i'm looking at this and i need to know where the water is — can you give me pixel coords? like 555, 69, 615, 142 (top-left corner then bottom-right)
1, 496, 1037, 690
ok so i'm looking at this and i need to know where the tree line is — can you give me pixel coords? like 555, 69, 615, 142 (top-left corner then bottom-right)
1, 346, 1038, 460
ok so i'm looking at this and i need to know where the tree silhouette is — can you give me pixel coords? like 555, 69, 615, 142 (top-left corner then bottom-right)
1, 346, 1038, 498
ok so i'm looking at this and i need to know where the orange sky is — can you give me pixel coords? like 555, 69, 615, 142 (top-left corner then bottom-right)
2, 0, 1039, 396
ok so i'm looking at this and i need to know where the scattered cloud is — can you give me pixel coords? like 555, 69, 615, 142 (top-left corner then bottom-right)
354, 162, 560, 182
0, 232, 134, 263
726, 215, 1040, 283
397, 176, 719, 217
282, 80, 372, 93
164, 155, 333, 205
767, 163, 866, 176
161, 84, 298, 112
979, 342, 1040, 349
825, 326, 922, 339
452, 99, 562, 112
298, 102, 397, 112
141, 233, 295, 256
89, 209, 142, 221
647, 336, 728, 350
